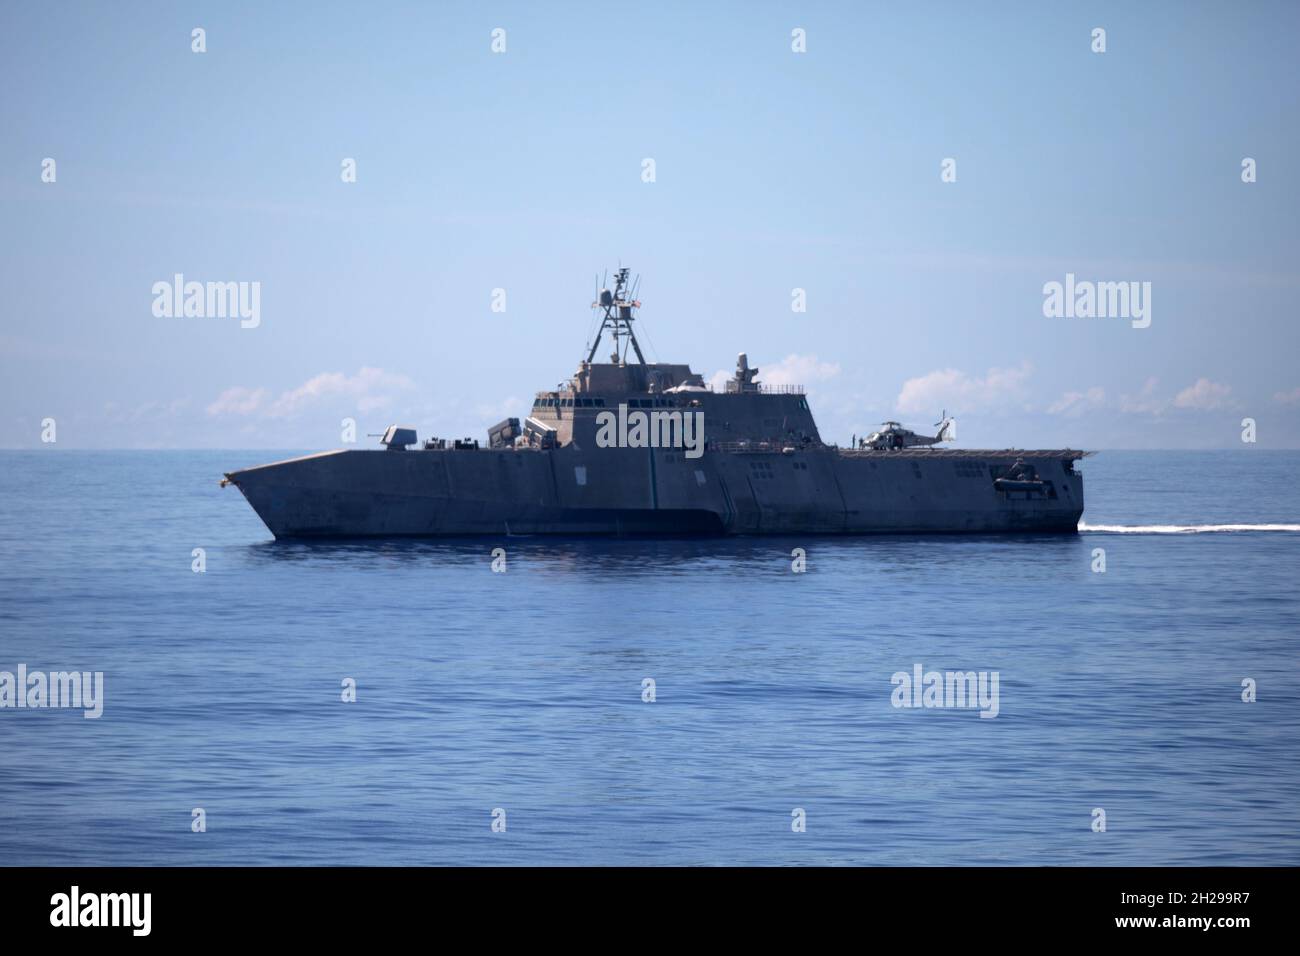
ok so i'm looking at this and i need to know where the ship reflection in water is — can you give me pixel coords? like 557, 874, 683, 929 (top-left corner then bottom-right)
240, 532, 1092, 577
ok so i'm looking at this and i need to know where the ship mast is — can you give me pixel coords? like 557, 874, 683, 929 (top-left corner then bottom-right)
587, 267, 646, 365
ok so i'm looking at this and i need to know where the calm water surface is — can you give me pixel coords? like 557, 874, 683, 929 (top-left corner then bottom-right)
0, 450, 1297, 865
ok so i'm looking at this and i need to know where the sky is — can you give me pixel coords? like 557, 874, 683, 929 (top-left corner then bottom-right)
2, 0, 1298, 450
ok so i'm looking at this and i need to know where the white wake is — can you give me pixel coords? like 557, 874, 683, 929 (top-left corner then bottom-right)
1079, 522, 1300, 534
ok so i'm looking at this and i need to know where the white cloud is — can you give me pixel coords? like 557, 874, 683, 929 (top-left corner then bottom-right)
707, 353, 839, 393
759, 353, 840, 387
206, 386, 271, 417
1118, 376, 1164, 415
1172, 378, 1232, 410
1047, 386, 1106, 417
1108, 377, 1238, 416
207, 367, 415, 418
895, 362, 1032, 416
1273, 386, 1300, 406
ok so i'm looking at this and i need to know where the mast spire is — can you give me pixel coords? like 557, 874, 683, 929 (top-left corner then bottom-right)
587, 266, 646, 365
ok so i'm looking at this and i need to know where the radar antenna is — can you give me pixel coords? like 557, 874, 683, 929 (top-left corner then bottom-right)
587, 266, 646, 365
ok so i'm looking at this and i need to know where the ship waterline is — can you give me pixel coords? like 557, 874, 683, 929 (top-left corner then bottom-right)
222, 268, 1086, 538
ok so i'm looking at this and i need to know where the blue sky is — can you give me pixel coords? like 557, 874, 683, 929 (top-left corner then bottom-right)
2, 0, 1297, 449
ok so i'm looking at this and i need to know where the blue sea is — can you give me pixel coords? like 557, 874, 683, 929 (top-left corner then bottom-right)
0, 450, 1297, 866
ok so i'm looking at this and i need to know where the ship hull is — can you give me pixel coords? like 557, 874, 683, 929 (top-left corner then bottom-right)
225, 446, 1084, 538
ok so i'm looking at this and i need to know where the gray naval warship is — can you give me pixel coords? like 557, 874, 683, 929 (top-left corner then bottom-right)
223, 268, 1087, 536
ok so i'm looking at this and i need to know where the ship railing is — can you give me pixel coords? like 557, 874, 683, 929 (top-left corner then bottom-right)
721, 383, 805, 395
708, 439, 822, 454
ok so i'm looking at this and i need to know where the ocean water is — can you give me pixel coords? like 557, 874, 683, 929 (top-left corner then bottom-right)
0, 449, 1297, 866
